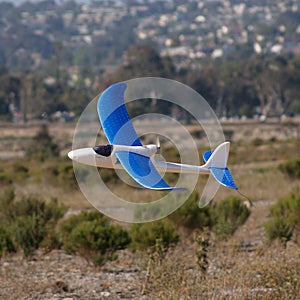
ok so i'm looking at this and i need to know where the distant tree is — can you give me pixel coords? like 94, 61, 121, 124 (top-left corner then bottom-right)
0, 74, 21, 118
46, 15, 64, 35
179, 66, 220, 111
276, 11, 300, 33
0, 93, 8, 118
34, 0, 57, 12
114, 45, 174, 80
26, 124, 60, 160
62, 0, 79, 12
110, 16, 138, 59
0, 1, 14, 14
0, 50, 6, 70
252, 55, 300, 117
180, 60, 259, 117
219, 61, 259, 117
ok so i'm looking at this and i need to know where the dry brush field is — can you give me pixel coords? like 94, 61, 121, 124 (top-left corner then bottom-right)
0, 119, 299, 299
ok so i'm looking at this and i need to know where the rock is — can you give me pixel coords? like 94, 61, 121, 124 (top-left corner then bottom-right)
100, 291, 111, 297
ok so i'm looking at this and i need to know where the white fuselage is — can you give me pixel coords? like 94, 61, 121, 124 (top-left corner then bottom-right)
68, 144, 211, 174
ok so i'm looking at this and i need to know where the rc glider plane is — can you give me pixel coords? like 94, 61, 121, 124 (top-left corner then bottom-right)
68, 82, 237, 191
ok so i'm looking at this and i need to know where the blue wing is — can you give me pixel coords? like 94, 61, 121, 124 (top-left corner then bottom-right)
117, 152, 184, 190
203, 150, 237, 189
97, 82, 142, 146
97, 82, 182, 191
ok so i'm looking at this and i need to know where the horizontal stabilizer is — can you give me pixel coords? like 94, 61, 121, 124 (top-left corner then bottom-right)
203, 150, 212, 164
209, 167, 237, 189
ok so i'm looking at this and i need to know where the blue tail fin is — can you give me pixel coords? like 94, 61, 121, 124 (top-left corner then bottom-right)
209, 167, 237, 189
203, 142, 237, 190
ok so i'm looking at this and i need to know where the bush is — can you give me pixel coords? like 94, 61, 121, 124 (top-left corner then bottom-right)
14, 196, 66, 256
264, 190, 300, 246
0, 186, 15, 221
59, 211, 130, 266
26, 124, 60, 161
212, 196, 250, 240
252, 138, 264, 146
0, 171, 12, 187
99, 169, 119, 184
129, 219, 178, 252
12, 163, 29, 182
0, 187, 66, 257
168, 191, 213, 230
264, 217, 294, 246
0, 225, 17, 257
0, 162, 29, 187
169, 194, 250, 241
278, 158, 300, 179
45, 161, 78, 189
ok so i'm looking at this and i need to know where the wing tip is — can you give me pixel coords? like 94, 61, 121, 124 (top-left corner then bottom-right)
142, 186, 186, 191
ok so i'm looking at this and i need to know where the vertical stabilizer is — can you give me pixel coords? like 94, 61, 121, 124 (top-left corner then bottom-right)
202, 142, 237, 189
203, 142, 230, 169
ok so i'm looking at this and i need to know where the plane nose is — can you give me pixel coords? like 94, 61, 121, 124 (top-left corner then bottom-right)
67, 148, 96, 166
68, 150, 75, 160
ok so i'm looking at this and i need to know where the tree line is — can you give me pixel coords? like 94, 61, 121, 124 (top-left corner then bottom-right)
0, 45, 299, 121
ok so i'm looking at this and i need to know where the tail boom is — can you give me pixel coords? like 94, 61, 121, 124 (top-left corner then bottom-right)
153, 142, 237, 189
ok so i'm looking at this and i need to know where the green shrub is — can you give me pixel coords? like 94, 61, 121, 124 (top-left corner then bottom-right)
212, 196, 250, 240
59, 211, 130, 265
12, 163, 29, 182
14, 196, 66, 223
162, 146, 180, 161
16, 215, 42, 256
129, 219, 178, 252
99, 169, 119, 184
0, 186, 15, 221
252, 138, 264, 146
264, 217, 294, 246
168, 191, 213, 230
264, 190, 300, 246
0, 225, 17, 256
0, 188, 66, 257
0, 171, 12, 187
14, 196, 66, 256
45, 162, 78, 189
26, 124, 60, 161
168, 193, 250, 241
278, 158, 300, 179
164, 172, 180, 184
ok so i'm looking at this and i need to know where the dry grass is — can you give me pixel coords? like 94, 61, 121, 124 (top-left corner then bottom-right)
140, 241, 300, 300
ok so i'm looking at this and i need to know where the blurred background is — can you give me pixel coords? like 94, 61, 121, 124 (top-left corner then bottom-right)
0, 0, 299, 123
